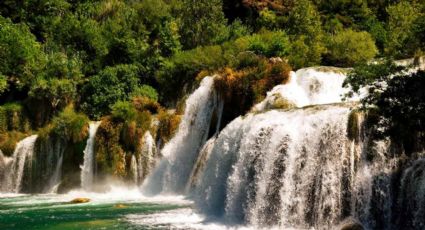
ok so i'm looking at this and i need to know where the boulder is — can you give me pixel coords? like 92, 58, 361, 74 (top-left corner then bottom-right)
70, 198, 91, 204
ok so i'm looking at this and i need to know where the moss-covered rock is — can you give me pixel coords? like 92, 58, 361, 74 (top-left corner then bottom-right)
347, 109, 364, 142
0, 103, 31, 133
156, 109, 181, 148
0, 131, 28, 156
70, 198, 90, 204
213, 57, 292, 131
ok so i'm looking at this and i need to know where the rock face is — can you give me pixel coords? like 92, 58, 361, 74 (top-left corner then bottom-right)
70, 198, 90, 204
340, 220, 364, 230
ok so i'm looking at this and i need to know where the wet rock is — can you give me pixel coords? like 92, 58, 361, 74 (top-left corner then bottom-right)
70, 198, 90, 204
340, 221, 364, 230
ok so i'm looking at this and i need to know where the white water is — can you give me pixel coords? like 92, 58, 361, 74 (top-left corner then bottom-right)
46, 152, 64, 193
138, 65, 425, 229
1, 135, 38, 193
191, 106, 355, 227
131, 155, 138, 184
81, 121, 101, 191
137, 131, 157, 183
142, 76, 223, 194
254, 67, 359, 111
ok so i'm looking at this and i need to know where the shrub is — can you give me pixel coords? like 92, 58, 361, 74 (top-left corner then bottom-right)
51, 106, 89, 143
0, 16, 44, 88
131, 85, 159, 102
247, 30, 291, 58
0, 131, 27, 156
132, 96, 161, 114
0, 74, 7, 95
325, 29, 378, 67
82, 64, 140, 118
0, 103, 30, 132
157, 109, 181, 144
111, 101, 138, 122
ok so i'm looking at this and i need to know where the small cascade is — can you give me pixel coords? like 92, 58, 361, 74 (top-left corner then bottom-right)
81, 121, 101, 191
137, 131, 157, 183
254, 67, 359, 111
1, 135, 38, 193
131, 155, 138, 184
46, 152, 63, 193
142, 76, 223, 194
186, 137, 216, 193
136, 66, 425, 229
191, 106, 355, 227
0, 150, 12, 189
396, 158, 425, 228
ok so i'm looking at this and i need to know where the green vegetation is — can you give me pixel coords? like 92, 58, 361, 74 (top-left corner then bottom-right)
344, 59, 425, 154
0, 0, 423, 164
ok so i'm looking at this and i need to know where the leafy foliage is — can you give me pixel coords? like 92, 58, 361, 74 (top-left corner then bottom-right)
82, 64, 140, 118
51, 106, 89, 143
0, 0, 424, 139
178, 0, 228, 49
325, 29, 378, 67
344, 60, 425, 153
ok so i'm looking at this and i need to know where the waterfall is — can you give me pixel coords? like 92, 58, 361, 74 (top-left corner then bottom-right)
254, 67, 360, 111
131, 155, 138, 184
397, 158, 425, 228
190, 105, 355, 227
137, 131, 157, 183
1, 135, 38, 193
81, 121, 101, 191
139, 66, 425, 228
142, 76, 223, 194
46, 152, 63, 193
0, 150, 12, 189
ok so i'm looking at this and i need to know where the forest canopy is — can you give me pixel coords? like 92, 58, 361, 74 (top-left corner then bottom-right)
0, 0, 424, 126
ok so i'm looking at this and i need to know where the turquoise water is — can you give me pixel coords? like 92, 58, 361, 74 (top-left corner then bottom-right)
0, 190, 198, 230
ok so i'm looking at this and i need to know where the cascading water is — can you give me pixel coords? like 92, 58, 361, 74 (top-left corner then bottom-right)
131, 155, 138, 184
254, 67, 361, 111
1, 135, 38, 193
142, 76, 223, 194
137, 131, 157, 184
190, 105, 356, 227
142, 66, 424, 229
81, 121, 101, 191
46, 152, 64, 193
0, 150, 12, 189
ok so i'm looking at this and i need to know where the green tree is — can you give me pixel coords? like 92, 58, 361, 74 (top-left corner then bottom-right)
131, 85, 159, 102
0, 74, 8, 95
0, 16, 44, 89
82, 64, 140, 118
385, 1, 421, 57
247, 30, 291, 58
325, 29, 378, 67
286, 0, 326, 68
178, 0, 228, 49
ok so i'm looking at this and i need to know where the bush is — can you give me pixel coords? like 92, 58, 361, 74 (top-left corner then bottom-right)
344, 60, 425, 153
82, 64, 140, 118
0, 131, 27, 156
0, 74, 7, 95
385, 1, 421, 58
0, 103, 30, 132
51, 106, 89, 143
131, 85, 159, 102
111, 101, 138, 122
325, 29, 378, 67
247, 30, 291, 58
157, 109, 181, 144
132, 96, 161, 114
178, 0, 228, 49
0, 16, 44, 88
